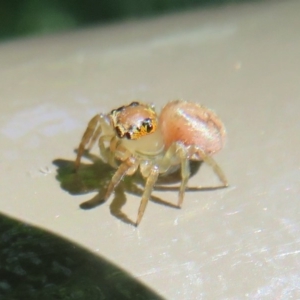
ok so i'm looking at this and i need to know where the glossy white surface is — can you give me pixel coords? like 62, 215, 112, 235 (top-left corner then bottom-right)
1, 0, 300, 298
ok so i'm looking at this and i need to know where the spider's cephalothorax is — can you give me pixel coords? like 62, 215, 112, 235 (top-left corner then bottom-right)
110, 101, 157, 140
75, 100, 228, 226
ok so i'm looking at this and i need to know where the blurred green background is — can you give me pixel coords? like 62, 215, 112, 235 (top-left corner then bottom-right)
0, 0, 254, 41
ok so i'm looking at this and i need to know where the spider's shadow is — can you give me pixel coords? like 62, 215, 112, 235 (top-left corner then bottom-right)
53, 151, 224, 225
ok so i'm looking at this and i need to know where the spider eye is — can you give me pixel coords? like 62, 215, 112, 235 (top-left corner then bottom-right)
142, 118, 154, 133
111, 105, 126, 115
125, 132, 132, 139
147, 124, 153, 132
129, 101, 140, 107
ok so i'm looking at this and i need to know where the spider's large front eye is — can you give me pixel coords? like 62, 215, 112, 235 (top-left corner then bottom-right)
125, 132, 132, 139
142, 118, 154, 133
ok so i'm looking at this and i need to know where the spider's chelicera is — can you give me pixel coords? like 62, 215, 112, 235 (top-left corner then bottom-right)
75, 100, 228, 226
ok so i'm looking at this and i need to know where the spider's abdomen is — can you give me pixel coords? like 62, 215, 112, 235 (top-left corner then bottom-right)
159, 100, 226, 155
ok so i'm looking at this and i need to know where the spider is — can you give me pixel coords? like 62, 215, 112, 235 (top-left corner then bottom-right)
75, 100, 228, 226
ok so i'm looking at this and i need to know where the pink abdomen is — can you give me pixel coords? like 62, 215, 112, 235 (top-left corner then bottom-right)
159, 100, 226, 155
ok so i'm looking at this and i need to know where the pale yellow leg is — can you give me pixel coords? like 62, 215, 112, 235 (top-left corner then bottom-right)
191, 146, 228, 186
158, 142, 190, 208
98, 135, 116, 166
75, 115, 101, 170
87, 124, 102, 150
103, 156, 136, 202
155, 142, 228, 208
177, 145, 190, 208
136, 166, 159, 226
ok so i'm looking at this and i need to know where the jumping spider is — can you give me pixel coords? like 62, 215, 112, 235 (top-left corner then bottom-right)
75, 100, 228, 226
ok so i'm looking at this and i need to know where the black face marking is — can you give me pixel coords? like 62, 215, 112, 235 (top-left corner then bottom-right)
115, 126, 123, 138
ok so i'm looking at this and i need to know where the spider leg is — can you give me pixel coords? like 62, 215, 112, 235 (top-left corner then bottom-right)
75, 114, 101, 170
190, 145, 228, 187
98, 135, 116, 166
87, 123, 102, 150
158, 142, 190, 208
156, 142, 228, 209
136, 165, 159, 226
178, 144, 190, 207
103, 156, 137, 202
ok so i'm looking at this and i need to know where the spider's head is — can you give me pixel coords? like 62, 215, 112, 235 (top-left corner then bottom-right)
110, 102, 157, 140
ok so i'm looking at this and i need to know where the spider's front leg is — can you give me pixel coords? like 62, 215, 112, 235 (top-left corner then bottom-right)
75, 114, 110, 170
136, 165, 159, 226
98, 135, 119, 168
127, 143, 191, 227
135, 143, 190, 225
103, 155, 139, 203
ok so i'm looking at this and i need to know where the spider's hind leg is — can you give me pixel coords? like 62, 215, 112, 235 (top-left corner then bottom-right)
190, 145, 228, 187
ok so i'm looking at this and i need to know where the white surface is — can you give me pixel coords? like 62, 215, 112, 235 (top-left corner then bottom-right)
1, 0, 300, 298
